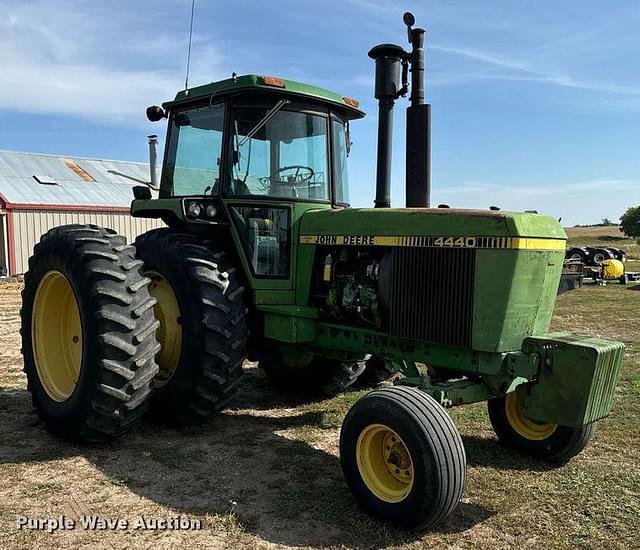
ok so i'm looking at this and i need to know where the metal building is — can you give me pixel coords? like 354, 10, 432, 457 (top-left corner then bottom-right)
0, 150, 163, 276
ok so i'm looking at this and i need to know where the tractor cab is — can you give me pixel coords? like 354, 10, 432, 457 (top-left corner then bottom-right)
141, 75, 363, 203
135, 74, 364, 280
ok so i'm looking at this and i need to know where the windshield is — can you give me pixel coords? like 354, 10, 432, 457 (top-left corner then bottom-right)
226, 107, 329, 200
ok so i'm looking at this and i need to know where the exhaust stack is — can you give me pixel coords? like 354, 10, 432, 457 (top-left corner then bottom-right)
368, 44, 408, 208
404, 14, 430, 208
148, 135, 159, 189
368, 13, 431, 209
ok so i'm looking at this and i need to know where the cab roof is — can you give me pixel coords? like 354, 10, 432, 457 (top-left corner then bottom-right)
163, 74, 366, 119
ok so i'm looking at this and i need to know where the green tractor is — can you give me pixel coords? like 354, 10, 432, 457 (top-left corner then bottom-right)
21, 13, 624, 529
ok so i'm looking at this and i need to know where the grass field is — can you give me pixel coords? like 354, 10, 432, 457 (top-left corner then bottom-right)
565, 225, 639, 259
1, 274, 639, 549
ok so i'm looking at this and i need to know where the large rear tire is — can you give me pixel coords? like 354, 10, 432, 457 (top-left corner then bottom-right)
340, 386, 466, 529
488, 392, 594, 464
134, 228, 248, 425
21, 225, 160, 442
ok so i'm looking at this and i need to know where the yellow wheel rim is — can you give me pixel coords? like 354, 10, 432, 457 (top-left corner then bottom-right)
147, 271, 182, 387
31, 270, 83, 402
356, 423, 414, 503
505, 392, 557, 440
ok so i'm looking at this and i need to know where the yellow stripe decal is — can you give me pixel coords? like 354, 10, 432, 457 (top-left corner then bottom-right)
299, 235, 566, 250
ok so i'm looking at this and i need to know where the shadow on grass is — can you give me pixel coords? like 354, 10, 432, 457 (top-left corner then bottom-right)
230, 366, 335, 410
0, 385, 493, 548
625, 284, 640, 291
231, 366, 374, 412
463, 435, 557, 472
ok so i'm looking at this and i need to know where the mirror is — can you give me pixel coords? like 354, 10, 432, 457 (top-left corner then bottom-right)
146, 105, 166, 122
133, 185, 152, 200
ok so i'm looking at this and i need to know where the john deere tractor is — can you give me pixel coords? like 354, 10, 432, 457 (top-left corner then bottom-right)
21, 13, 624, 529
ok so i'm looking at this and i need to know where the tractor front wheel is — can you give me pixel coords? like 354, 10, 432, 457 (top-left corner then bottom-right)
488, 392, 594, 464
340, 386, 466, 529
134, 229, 248, 425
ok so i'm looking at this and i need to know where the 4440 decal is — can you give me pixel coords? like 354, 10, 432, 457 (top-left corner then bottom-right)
299, 235, 566, 250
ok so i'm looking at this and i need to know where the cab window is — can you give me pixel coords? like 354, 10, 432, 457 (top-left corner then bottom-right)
162, 103, 224, 196
332, 118, 350, 205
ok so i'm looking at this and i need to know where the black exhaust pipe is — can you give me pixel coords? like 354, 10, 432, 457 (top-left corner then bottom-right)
404, 14, 430, 208
368, 13, 431, 209
368, 44, 407, 208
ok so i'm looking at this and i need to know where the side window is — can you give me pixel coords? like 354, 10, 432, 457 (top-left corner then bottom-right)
165, 103, 224, 196
230, 206, 290, 277
332, 119, 350, 205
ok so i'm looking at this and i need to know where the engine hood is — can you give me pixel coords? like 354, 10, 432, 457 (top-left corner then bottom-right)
299, 208, 566, 243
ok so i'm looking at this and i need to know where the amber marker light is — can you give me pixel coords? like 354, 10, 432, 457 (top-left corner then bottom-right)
262, 76, 286, 87
342, 96, 360, 108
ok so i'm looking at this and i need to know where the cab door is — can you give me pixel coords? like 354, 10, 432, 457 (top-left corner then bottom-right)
222, 100, 333, 305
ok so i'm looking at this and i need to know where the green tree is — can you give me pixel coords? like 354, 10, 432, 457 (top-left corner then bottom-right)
619, 206, 640, 238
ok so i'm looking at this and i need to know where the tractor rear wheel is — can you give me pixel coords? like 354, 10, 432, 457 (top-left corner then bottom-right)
21, 225, 160, 441
260, 356, 365, 397
134, 228, 248, 425
340, 386, 466, 529
488, 392, 594, 464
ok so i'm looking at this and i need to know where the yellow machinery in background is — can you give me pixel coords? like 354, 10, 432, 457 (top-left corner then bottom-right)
591, 258, 640, 285
601, 259, 625, 280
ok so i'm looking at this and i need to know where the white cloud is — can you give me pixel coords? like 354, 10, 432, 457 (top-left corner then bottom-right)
0, 1, 226, 124
430, 45, 531, 72
428, 45, 640, 99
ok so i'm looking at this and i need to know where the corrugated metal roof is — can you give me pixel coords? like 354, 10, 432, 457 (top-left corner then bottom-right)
0, 149, 157, 208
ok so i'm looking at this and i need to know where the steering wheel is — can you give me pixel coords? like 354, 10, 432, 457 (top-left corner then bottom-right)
268, 165, 315, 197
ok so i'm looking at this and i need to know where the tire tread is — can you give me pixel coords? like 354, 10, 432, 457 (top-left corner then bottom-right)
20, 224, 160, 442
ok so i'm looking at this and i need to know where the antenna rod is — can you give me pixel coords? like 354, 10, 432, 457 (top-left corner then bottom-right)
185, 0, 196, 91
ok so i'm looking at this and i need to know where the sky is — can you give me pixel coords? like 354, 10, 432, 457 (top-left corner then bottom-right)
0, 0, 638, 226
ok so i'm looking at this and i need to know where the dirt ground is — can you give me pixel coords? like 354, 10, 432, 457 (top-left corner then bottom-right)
1, 277, 639, 549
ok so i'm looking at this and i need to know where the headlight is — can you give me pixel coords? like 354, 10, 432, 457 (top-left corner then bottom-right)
205, 204, 217, 218
187, 202, 202, 217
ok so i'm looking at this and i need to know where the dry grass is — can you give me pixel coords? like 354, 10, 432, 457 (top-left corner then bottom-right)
565, 225, 626, 238
1, 278, 639, 549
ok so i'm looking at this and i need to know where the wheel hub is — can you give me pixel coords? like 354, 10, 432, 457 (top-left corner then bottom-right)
31, 270, 83, 402
505, 392, 557, 440
146, 271, 182, 386
356, 423, 414, 503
